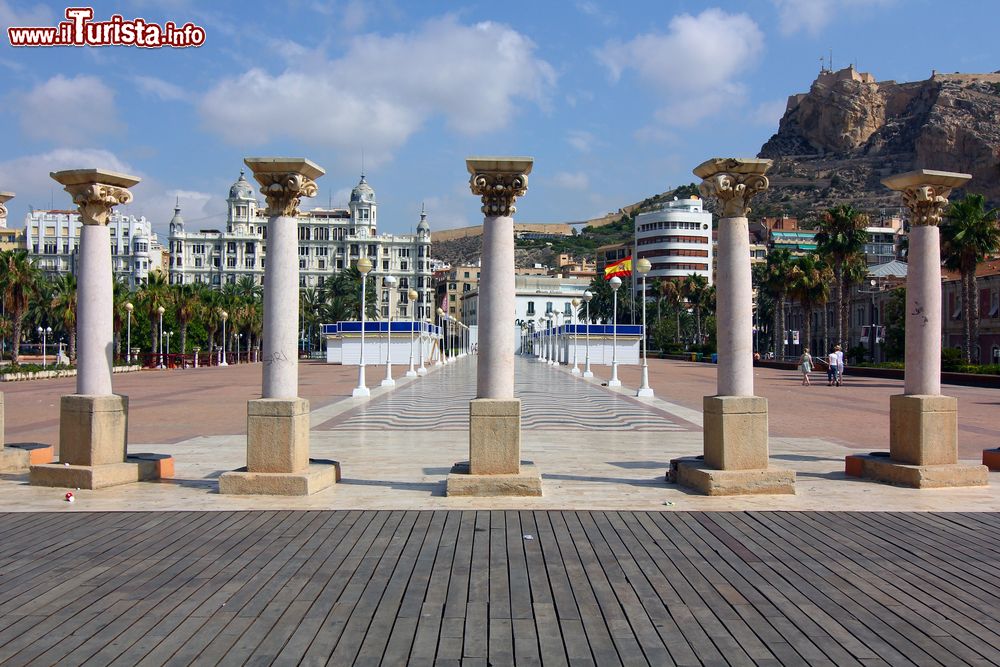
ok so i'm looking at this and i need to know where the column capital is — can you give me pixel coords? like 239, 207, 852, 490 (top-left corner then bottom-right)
693, 158, 772, 218
467, 156, 533, 217
882, 169, 971, 226
0, 192, 13, 223
244, 157, 325, 217
49, 170, 139, 226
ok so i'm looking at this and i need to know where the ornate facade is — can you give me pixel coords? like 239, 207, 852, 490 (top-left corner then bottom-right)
167, 171, 434, 319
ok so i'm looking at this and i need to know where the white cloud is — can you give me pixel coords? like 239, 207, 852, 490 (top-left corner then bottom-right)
552, 171, 589, 191
567, 130, 595, 153
132, 75, 190, 102
597, 9, 763, 127
771, 0, 895, 36
16, 75, 123, 145
199, 16, 555, 166
0, 0, 53, 27
750, 98, 789, 127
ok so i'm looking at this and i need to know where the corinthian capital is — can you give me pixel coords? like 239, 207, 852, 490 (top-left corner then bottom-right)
881, 169, 971, 227
466, 156, 534, 218
693, 158, 772, 218
244, 158, 325, 218
49, 170, 140, 226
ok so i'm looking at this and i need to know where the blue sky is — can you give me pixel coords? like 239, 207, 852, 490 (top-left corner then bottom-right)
1, 0, 997, 237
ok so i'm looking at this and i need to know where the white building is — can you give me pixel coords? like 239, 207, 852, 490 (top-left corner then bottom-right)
168, 171, 435, 320
634, 196, 713, 288
23, 209, 158, 288
461, 274, 591, 330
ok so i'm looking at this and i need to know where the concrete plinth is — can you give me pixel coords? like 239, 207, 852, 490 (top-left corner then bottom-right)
889, 394, 958, 465
668, 457, 795, 495
220, 398, 337, 495
984, 448, 1000, 471
703, 395, 769, 470
58, 394, 128, 466
446, 461, 542, 497
30, 456, 170, 489
845, 453, 988, 488
469, 398, 521, 475
218, 461, 340, 496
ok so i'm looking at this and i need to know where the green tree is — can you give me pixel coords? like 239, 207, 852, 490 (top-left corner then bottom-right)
941, 193, 1000, 363
682, 273, 711, 345
50, 274, 78, 361
172, 283, 202, 355
787, 253, 830, 356
137, 273, 170, 356
816, 204, 869, 346
0, 249, 40, 363
882, 287, 906, 362
580, 274, 634, 324
762, 249, 795, 359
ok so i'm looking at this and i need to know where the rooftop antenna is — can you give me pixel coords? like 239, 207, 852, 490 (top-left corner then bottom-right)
360, 149, 365, 180
829, 48, 833, 72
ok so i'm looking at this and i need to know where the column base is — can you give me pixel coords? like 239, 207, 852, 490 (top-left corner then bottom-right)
469, 398, 521, 475
30, 454, 172, 490
845, 453, 988, 488
571, 367, 581, 375
703, 395, 769, 469
637, 387, 654, 398
984, 448, 1000, 471
668, 457, 795, 496
446, 461, 542, 497
405, 369, 418, 378
583, 370, 594, 378
218, 460, 340, 496
0, 444, 54, 472
890, 394, 958, 465
417, 367, 428, 376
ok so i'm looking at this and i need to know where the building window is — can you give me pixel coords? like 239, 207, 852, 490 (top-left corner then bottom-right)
227, 242, 236, 253
564, 303, 572, 316
299, 259, 306, 269
227, 257, 236, 268
527, 301, 535, 316
546, 302, 553, 313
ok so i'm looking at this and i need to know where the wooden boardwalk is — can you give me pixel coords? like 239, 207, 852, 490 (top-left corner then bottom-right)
0, 511, 997, 666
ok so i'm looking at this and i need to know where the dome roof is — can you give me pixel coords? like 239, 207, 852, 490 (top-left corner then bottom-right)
229, 169, 255, 200
350, 175, 376, 204
417, 204, 430, 233
169, 200, 184, 228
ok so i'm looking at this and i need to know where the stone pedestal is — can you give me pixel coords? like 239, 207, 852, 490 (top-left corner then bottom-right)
670, 396, 793, 495
448, 398, 541, 496
845, 394, 988, 487
219, 397, 338, 496
30, 395, 169, 489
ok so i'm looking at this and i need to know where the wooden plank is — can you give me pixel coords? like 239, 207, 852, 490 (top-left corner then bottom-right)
463, 511, 490, 661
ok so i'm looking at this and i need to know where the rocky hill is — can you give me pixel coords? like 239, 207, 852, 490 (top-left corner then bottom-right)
754, 66, 1000, 221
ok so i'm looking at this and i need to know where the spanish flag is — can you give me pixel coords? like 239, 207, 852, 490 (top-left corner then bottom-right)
604, 256, 633, 280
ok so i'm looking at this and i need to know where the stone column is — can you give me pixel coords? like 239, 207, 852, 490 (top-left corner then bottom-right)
670, 158, 794, 495
30, 170, 167, 488
219, 158, 338, 496
846, 170, 987, 487
448, 157, 541, 497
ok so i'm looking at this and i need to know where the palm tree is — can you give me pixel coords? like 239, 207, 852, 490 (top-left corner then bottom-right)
787, 254, 830, 356
942, 193, 1000, 363
172, 283, 201, 355
0, 249, 40, 363
656, 278, 684, 344
816, 204, 869, 346
762, 249, 795, 359
682, 273, 710, 345
50, 274, 78, 361
0, 315, 10, 361
112, 280, 133, 360
137, 273, 170, 356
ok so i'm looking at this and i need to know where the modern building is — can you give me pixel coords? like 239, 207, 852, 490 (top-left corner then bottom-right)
168, 171, 434, 320
22, 209, 158, 288
634, 196, 713, 287
863, 216, 906, 265
943, 258, 1000, 363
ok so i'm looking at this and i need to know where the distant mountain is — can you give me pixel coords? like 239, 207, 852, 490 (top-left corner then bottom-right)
753, 66, 1000, 221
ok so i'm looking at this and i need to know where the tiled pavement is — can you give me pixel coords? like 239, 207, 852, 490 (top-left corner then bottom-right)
323, 357, 692, 432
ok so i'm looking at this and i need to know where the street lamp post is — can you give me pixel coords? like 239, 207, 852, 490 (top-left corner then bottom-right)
636, 258, 654, 397
406, 288, 419, 377
583, 290, 593, 377
435, 308, 446, 366
125, 301, 133, 364
157, 305, 166, 369
609, 276, 622, 387
37, 326, 50, 367
550, 312, 561, 365
382, 275, 398, 387
571, 299, 581, 375
417, 314, 428, 376
353, 256, 373, 397
166, 330, 173, 366
219, 309, 228, 367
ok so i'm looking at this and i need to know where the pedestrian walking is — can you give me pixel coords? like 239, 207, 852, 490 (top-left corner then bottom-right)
827, 347, 839, 386
798, 348, 813, 386
835, 345, 845, 386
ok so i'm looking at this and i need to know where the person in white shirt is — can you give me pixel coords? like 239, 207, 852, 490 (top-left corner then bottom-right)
835, 346, 845, 386
827, 348, 839, 386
